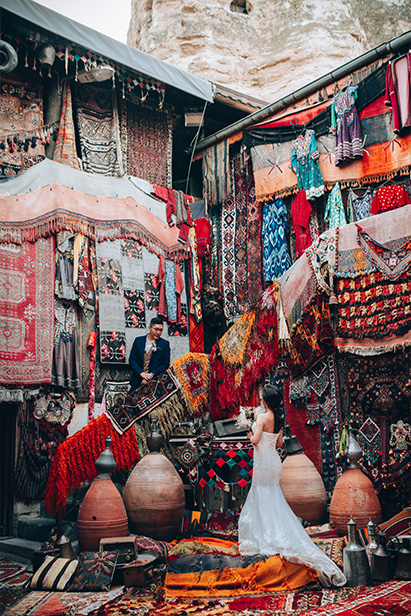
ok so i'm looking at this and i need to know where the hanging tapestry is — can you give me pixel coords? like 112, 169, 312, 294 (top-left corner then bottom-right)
0, 238, 54, 385
262, 198, 292, 283
0, 80, 46, 179
75, 83, 123, 176
356, 224, 411, 280
203, 140, 231, 207
337, 351, 411, 494
209, 283, 282, 418
44, 413, 139, 520
171, 353, 210, 417
52, 81, 81, 170
124, 95, 172, 186
105, 368, 179, 434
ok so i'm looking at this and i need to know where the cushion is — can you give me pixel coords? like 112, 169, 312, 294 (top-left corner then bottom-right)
68, 551, 118, 592
133, 535, 171, 559
312, 536, 344, 570
379, 506, 411, 539
206, 511, 238, 540
30, 555, 78, 590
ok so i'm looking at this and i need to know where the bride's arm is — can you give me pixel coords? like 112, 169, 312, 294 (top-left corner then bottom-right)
249, 415, 264, 445
277, 429, 284, 448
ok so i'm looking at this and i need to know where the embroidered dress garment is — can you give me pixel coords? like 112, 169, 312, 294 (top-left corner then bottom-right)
370, 185, 411, 215
238, 429, 346, 587
331, 85, 363, 165
165, 259, 177, 322
52, 302, 80, 390
347, 188, 372, 222
262, 198, 292, 284
291, 130, 324, 200
291, 190, 314, 258
324, 183, 347, 229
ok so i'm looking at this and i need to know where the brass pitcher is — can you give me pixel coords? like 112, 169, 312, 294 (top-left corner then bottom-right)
371, 531, 393, 582
342, 516, 372, 587
394, 536, 411, 580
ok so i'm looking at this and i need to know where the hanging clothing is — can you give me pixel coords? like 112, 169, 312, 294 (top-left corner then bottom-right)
347, 188, 372, 222
331, 85, 363, 166
290, 129, 324, 200
262, 198, 292, 284
385, 54, 411, 134
55, 231, 76, 301
52, 302, 80, 390
324, 183, 347, 229
370, 184, 411, 215
291, 190, 314, 258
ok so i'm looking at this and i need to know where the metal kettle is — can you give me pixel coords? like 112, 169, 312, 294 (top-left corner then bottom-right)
371, 531, 393, 582
394, 536, 411, 580
342, 516, 372, 587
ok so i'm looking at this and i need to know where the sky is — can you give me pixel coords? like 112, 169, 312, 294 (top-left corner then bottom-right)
32, 0, 131, 43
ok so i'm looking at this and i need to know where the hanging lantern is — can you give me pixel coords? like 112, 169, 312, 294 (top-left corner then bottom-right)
329, 429, 382, 535
77, 436, 128, 552
123, 420, 185, 540
279, 425, 328, 524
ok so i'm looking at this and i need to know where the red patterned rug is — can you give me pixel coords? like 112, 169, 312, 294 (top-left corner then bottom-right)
0, 238, 54, 385
0, 557, 29, 586
298, 580, 411, 615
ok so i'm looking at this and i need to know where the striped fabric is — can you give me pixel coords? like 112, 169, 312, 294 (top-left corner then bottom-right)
203, 140, 231, 207
30, 556, 78, 590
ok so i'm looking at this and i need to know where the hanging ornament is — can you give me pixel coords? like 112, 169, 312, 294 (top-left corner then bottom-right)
64, 46, 69, 74
75, 59, 78, 82
33, 57, 37, 71
24, 50, 29, 68
112, 72, 116, 89
122, 80, 125, 99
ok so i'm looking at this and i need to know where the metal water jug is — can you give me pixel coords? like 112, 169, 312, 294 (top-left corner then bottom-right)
365, 519, 378, 566
371, 531, 393, 582
342, 516, 372, 587
394, 536, 411, 580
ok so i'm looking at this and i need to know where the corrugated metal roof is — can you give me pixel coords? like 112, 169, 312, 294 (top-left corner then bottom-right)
0, 0, 215, 102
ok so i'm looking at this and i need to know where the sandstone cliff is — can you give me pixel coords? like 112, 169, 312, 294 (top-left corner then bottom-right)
127, 0, 411, 103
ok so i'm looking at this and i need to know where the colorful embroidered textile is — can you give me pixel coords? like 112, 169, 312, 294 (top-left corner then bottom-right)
298, 580, 411, 616
0, 558, 29, 586
203, 140, 231, 207
221, 190, 240, 320
370, 183, 410, 215
209, 283, 282, 418
385, 53, 411, 133
324, 183, 347, 229
44, 413, 139, 519
105, 368, 179, 434
125, 97, 173, 186
171, 353, 210, 417
75, 83, 122, 176
356, 224, 411, 280
0, 185, 189, 260
0, 80, 46, 178
0, 238, 54, 385
262, 198, 292, 283
52, 82, 81, 170
347, 188, 372, 222
4, 587, 123, 616
290, 129, 324, 200
165, 553, 317, 597
69, 551, 118, 592
331, 85, 363, 166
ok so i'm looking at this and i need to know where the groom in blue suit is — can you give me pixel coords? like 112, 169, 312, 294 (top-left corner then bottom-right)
129, 317, 171, 393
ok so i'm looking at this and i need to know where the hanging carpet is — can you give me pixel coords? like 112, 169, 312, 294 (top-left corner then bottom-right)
0, 238, 54, 385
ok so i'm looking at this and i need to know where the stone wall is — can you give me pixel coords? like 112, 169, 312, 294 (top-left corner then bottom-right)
127, 0, 411, 103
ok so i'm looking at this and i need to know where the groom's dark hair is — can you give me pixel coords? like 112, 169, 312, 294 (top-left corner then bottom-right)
262, 385, 284, 430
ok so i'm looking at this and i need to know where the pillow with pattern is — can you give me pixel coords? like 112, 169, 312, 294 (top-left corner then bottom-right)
68, 551, 118, 592
30, 556, 78, 590
312, 536, 344, 570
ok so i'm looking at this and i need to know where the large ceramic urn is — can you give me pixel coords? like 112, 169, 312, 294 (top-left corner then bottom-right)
329, 429, 382, 535
279, 425, 327, 525
77, 436, 128, 551
123, 420, 185, 540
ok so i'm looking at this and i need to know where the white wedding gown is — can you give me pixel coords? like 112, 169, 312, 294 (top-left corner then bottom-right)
238, 430, 346, 587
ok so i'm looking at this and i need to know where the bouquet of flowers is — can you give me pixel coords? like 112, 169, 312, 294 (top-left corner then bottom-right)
235, 405, 264, 430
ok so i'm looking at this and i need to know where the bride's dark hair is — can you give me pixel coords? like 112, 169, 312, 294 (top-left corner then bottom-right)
262, 385, 284, 431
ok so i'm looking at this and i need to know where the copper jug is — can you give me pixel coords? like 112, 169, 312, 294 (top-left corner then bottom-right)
342, 516, 372, 587
394, 536, 411, 581
371, 531, 393, 582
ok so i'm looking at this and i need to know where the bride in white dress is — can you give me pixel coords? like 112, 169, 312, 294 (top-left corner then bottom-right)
238, 385, 346, 587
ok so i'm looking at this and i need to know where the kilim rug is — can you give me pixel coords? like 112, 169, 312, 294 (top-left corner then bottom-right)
0, 557, 29, 586
0, 238, 54, 385
298, 580, 411, 615
105, 369, 179, 434
75, 83, 122, 176
171, 353, 210, 417
125, 96, 173, 187
0, 586, 30, 616
5, 587, 124, 616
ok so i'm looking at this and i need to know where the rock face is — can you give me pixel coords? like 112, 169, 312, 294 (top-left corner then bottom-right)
127, 0, 411, 103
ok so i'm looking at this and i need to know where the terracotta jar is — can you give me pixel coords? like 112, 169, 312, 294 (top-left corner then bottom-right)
279, 425, 327, 525
123, 420, 185, 540
329, 431, 382, 535
77, 436, 128, 552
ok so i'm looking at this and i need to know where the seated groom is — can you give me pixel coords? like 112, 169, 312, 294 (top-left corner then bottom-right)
128, 317, 171, 393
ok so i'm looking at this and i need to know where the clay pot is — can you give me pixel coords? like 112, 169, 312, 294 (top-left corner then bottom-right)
329, 467, 382, 535
123, 451, 185, 540
77, 437, 128, 552
280, 453, 328, 524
